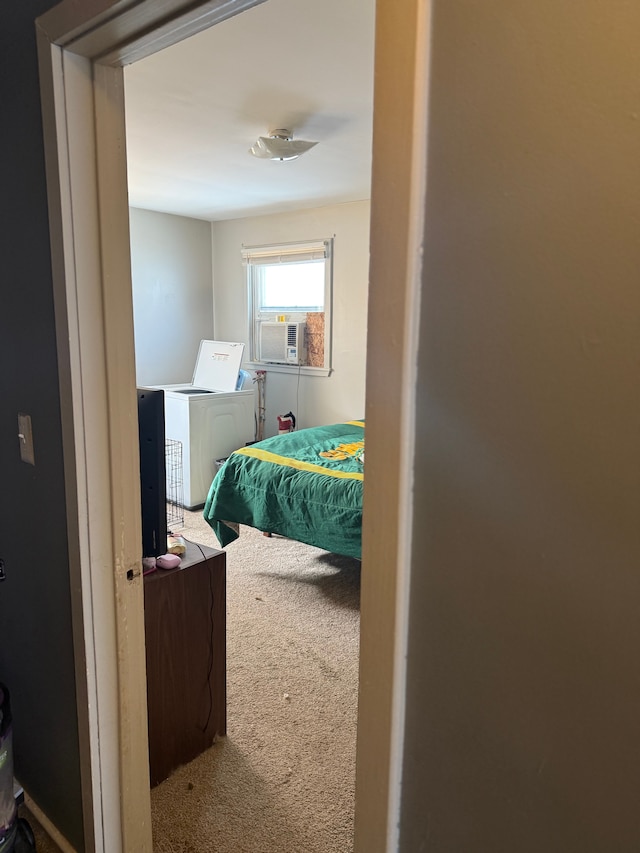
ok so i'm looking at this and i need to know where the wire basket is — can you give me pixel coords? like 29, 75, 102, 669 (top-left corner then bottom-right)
165, 439, 184, 531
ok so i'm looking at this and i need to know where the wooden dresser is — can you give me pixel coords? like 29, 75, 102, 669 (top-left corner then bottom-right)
143, 540, 226, 787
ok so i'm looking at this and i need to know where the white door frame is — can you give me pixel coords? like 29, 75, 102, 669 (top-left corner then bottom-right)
35, 1, 429, 850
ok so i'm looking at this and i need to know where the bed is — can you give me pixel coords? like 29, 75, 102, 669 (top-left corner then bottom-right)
202, 420, 364, 559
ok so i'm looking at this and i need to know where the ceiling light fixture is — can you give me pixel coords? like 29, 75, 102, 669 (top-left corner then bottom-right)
249, 128, 318, 162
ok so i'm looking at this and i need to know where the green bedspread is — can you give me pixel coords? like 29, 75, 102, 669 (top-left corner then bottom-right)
203, 420, 364, 559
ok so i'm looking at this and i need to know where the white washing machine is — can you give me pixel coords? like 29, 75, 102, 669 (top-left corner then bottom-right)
153, 340, 255, 509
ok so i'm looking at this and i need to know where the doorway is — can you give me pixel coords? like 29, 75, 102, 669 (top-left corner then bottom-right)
36, 1, 427, 850
125, 3, 372, 849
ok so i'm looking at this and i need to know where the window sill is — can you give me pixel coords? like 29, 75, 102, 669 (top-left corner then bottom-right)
246, 362, 332, 378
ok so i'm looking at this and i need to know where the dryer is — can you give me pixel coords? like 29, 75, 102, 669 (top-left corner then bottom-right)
153, 340, 255, 509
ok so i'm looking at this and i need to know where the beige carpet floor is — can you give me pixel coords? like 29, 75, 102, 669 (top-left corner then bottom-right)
17, 806, 61, 853
18, 510, 361, 852
151, 510, 361, 853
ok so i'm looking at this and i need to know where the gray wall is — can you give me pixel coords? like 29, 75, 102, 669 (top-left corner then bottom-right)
0, 4, 84, 850
402, 1, 640, 850
130, 207, 214, 386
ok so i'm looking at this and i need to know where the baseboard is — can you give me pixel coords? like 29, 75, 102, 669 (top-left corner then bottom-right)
20, 789, 76, 853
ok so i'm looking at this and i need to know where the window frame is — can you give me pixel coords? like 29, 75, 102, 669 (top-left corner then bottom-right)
244, 237, 334, 375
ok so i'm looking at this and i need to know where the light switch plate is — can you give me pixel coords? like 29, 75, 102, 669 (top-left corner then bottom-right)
17, 413, 35, 466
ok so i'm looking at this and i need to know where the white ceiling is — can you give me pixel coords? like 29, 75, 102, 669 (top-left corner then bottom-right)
123, 0, 376, 222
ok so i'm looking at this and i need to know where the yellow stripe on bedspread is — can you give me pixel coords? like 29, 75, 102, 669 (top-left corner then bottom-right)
234, 446, 364, 481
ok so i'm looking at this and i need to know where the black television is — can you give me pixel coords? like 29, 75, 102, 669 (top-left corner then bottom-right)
137, 387, 167, 557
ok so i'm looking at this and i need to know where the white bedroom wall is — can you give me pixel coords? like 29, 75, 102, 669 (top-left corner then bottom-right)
212, 200, 370, 436
129, 207, 214, 385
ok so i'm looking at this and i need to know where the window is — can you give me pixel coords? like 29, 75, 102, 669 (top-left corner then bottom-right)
243, 238, 333, 372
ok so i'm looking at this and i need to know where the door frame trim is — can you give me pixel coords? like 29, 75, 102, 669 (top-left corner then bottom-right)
355, 1, 429, 849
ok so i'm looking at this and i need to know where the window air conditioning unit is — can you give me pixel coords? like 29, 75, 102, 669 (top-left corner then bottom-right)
258, 322, 306, 365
